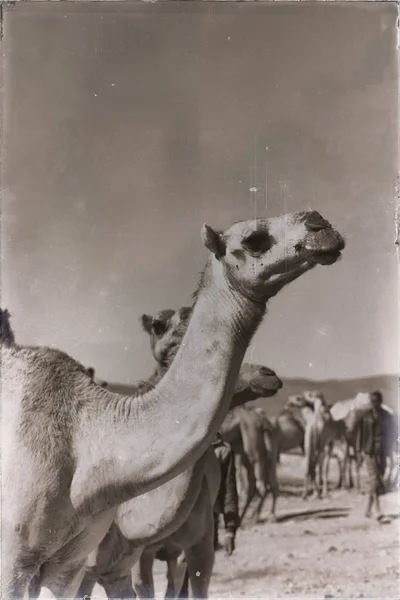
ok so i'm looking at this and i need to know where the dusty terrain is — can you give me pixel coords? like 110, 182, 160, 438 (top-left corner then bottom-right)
90, 453, 399, 599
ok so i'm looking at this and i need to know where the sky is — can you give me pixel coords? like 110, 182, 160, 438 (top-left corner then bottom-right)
1, 1, 398, 384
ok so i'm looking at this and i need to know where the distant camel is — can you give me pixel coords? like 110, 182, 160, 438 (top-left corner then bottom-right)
272, 408, 305, 462
2, 210, 344, 598
287, 391, 344, 498
219, 406, 279, 524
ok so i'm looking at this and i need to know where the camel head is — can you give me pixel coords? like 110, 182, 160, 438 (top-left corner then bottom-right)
254, 407, 276, 432
302, 389, 328, 411
140, 306, 192, 369
288, 391, 329, 416
286, 394, 313, 411
235, 363, 282, 398
140, 308, 282, 399
201, 211, 345, 303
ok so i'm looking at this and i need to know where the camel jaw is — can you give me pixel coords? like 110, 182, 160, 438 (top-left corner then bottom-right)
307, 249, 343, 266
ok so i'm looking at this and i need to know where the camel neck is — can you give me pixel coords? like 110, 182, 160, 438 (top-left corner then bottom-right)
71, 258, 265, 514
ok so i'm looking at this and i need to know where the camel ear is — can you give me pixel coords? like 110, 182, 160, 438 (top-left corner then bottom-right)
86, 367, 95, 379
140, 314, 153, 334
201, 224, 226, 259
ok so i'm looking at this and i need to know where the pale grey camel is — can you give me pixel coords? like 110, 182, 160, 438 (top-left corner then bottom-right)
2, 211, 344, 598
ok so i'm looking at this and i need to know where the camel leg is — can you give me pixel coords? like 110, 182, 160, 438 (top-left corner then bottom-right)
355, 453, 363, 491
238, 475, 257, 524
302, 471, 310, 499
304, 459, 317, 500
276, 443, 281, 464
75, 569, 98, 600
249, 485, 267, 523
234, 454, 246, 501
302, 450, 313, 499
1, 539, 41, 600
77, 545, 143, 600
177, 567, 190, 599
347, 452, 355, 490
341, 445, 350, 489
246, 460, 267, 523
132, 550, 156, 600
2, 562, 35, 600
312, 456, 323, 499
336, 444, 347, 490
185, 522, 215, 600
238, 456, 257, 525
335, 454, 344, 490
322, 449, 331, 498
265, 458, 279, 521
101, 575, 137, 600
39, 560, 89, 600
164, 554, 188, 599
164, 558, 178, 598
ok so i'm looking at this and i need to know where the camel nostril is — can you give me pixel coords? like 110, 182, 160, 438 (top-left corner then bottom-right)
305, 211, 332, 232
260, 367, 276, 376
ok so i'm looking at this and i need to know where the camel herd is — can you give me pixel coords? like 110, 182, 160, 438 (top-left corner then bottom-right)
1, 210, 396, 599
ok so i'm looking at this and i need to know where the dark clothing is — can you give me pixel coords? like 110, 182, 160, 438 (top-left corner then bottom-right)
360, 409, 384, 494
365, 455, 383, 495
360, 409, 382, 457
212, 435, 239, 537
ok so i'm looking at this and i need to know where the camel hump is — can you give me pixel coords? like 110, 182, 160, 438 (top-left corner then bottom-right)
0, 308, 15, 347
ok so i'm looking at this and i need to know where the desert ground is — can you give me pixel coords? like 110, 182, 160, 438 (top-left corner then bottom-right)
89, 453, 399, 599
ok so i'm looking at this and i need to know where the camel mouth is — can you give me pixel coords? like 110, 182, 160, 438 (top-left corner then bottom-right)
252, 375, 282, 397
309, 249, 343, 265
300, 228, 345, 265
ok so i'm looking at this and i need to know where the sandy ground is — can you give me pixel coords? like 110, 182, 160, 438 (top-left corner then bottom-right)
89, 454, 399, 599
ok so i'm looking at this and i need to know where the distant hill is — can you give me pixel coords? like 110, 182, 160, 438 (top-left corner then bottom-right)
107, 373, 399, 418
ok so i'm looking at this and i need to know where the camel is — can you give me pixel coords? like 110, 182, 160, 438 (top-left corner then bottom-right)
218, 407, 279, 525
239, 407, 280, 524
2, 210, 344, 598
78, 310, 283, 600
287, 390, 344, 499
141, 305, 283, 526
274, 409, 305, 461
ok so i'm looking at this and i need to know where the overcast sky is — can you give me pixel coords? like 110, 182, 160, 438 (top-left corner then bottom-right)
2, 2, 398, 383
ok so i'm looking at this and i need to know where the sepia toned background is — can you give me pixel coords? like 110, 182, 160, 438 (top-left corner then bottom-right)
1, 1, 398, 395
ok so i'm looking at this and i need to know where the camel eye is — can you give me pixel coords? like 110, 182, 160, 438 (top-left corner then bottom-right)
241, 231, 270, 256
151, 320, 167, 336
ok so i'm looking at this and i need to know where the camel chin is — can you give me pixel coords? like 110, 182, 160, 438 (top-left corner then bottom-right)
308, 250, 342, 266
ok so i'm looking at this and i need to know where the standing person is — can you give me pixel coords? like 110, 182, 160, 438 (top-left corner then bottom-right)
361, 391, 385, 519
